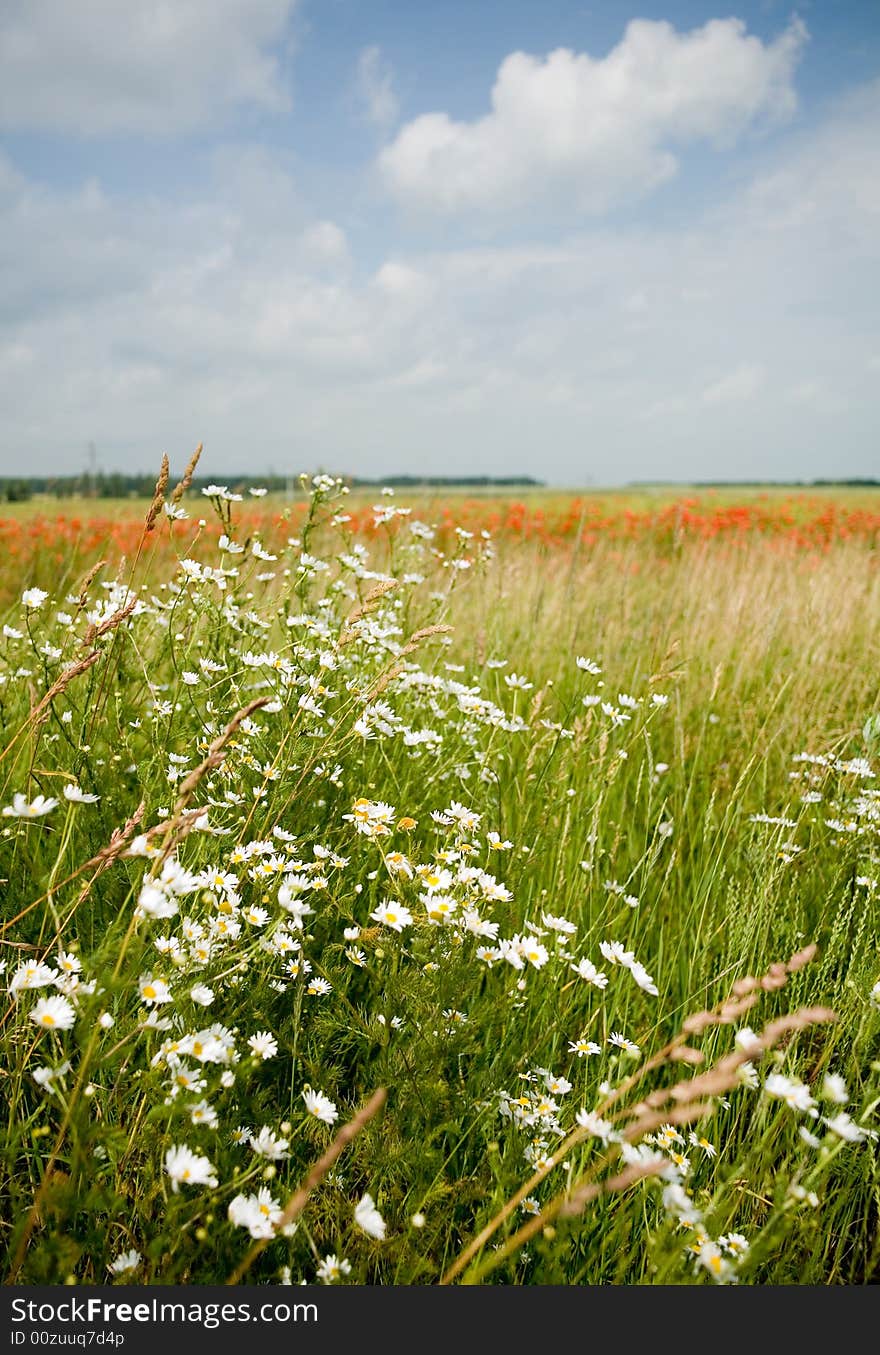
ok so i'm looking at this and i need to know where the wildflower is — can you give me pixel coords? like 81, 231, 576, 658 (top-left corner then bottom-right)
306, 977, 333, 997
138, 975, 172, 1005
248, 1031, 279, 1060
136, 883, 178, 920
164, 1145, 218, 1191
521, 940, 549, 969
487, 831, 513, 851
369, 901, 413, 933
575, 1110, 616, 1142
30, 995, 76, 1031
189, 1100, 219, 1129
385, 851, 414, 877
9, 961, 58, 996
599, 940, 633, 967
229, 1189, 283, 1239
717, 1233, 749, 1258
316, 1255, 351, 1284
821, 1073, 848, 1105
568, 1038, 602, 1057
303, 1088, 338, 1125
608, 1031, 641, 1056
63, 784, 100, 803
354, 1193, 386, 1240
345, 798, 396, 837
22, 588, 48, 609
109, 1250, 141, 1275
688, 1133, 718, 1158
629, 961, 659, 996
249, 1127, 291, 1160
765, 1073, 818, 1115
697, 1241, 733, 1284
190, 984, 214, 1007
447, 800, 481, 831
3, 793, 59, 819
823, 1113, 868, 1143
571, 957, 608, 988
543, 912, 576, 935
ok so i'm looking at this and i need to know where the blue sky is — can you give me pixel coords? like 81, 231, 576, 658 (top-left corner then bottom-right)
1, 1, 878, 484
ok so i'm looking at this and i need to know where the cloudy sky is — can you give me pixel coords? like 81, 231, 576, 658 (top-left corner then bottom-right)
1, 1, 878, 485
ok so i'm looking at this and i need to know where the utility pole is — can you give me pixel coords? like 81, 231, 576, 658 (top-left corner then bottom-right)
88, 441, 98, 498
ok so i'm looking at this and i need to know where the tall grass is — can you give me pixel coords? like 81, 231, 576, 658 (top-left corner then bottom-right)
1, 470, 877, 1285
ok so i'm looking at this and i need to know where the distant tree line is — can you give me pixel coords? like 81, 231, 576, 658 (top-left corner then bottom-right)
0, 471, 545, 502
629, 479, 880, 489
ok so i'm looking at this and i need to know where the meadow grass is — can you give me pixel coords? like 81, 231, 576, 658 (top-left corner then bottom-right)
1, 470, 878, 1285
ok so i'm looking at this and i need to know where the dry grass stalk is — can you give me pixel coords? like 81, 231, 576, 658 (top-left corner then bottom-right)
80, 800, 147, 873
0, 801, 148, 1034
338, 580, 399, 645
3, 591, 144, 764
31, 650, 102, 719
0, 802, 148, 945
82, 595, 138, 647
171, 697, 271, 818
441, 942, 830, 1284
601, 943, 820, 1119
455, 1000, 836, 1285
143, 454, 170, 533
72, 559, 106, 614
395, 623, 455, 659
169, 443, 203, 506
368, 662, 404, 700
225, 1087, 387, 1285
0, 652, 101, 764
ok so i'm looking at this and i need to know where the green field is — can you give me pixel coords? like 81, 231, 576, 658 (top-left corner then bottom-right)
1, 471, 878, 1285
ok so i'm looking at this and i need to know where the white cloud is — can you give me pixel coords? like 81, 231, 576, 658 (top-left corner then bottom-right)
742, 78, 880, 246
357, 45, 398, 128
0, 80, 878, 483
379, 17, 806, 215
701, 364, 765, 405
0, 0, 297, 135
